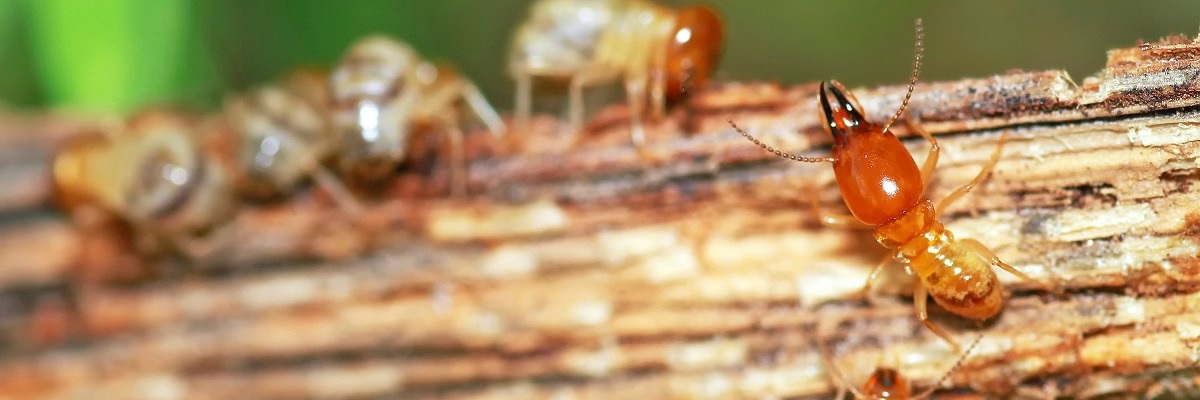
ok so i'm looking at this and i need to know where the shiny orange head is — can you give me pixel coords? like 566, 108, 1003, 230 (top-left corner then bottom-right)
664, 5, 724, 102
862, 367, 911, 399
819, 81, 923, 226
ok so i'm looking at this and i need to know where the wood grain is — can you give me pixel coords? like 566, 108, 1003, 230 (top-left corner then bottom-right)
2, 36, 1200, 399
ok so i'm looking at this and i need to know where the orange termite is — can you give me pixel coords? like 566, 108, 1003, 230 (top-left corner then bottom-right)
731, 19, 1058, 348
820, 335, 985, 399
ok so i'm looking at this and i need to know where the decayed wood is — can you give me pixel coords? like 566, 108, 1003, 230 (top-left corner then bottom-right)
3, 36, 1200, 399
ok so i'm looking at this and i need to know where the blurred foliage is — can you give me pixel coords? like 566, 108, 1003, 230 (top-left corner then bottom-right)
1, 0, 1199, 114
0, 0, 40, 107
24, 0, 209, 113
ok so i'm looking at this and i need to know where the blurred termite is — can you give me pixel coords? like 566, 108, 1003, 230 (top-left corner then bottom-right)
224, 68, 362, 213
331, 35, 505, 195
509, 0, 724, 146
820, 334, 985, 399
53, 110, 236, 259
729, 19, 1060, 349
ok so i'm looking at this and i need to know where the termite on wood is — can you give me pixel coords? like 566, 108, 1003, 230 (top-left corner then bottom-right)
820, 335, 985, 399
731, 19, 1060, 349
509, 0, 723, 147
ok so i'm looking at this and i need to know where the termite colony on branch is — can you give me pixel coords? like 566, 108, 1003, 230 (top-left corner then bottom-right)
52, 35, 509, 264
51, 0, 728, 267
43, 2, 1100, 398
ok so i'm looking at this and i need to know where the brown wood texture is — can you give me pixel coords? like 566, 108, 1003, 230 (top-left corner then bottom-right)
3, 36, 1200, 399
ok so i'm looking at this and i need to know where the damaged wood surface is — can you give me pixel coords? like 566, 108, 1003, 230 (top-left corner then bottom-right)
2, 37, 1200, 399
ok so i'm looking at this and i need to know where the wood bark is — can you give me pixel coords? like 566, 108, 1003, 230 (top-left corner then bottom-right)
2, 36, 1200, 399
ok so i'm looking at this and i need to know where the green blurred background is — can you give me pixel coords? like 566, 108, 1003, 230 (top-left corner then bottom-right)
2, 0, 1199, 114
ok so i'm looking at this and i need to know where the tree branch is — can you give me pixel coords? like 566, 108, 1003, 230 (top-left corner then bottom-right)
3, 36, 1200, 399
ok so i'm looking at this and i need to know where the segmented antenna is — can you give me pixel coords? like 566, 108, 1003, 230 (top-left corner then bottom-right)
911, 334, 986, 399
728, 119, 836, 163
882, 18, 924, 134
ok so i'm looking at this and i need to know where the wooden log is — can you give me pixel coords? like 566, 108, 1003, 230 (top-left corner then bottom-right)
2, 35, 1200, 399
4, 291, 1199, 398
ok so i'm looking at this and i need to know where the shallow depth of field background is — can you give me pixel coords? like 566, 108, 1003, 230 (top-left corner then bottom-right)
2, 0, 1199, 114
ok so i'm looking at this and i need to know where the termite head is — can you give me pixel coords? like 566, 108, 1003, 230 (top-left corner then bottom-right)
819, 80, 923, 226
52, 131, 110, 212
664, 5, 724, 102
862, 367, 911, 399
331, 36, 418, 102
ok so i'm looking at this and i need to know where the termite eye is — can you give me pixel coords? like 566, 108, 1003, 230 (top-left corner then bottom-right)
663, 5, 724, 103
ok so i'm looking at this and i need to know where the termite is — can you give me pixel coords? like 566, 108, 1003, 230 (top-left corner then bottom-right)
820, 334, 985, 399
224, 68, 362, 214
331, 35, 505, 195
52, 110, 236, 260
730, 19, 1059, 348
509, 0, 724, 147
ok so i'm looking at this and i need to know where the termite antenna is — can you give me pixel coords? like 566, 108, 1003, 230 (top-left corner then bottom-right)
912, 334, 985, 400
728, 118, 836, 163
817, 339, 870, 400
882, 18, 924, 134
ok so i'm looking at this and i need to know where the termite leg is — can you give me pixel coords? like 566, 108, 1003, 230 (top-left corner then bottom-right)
857, 253, 894, 302
514, 71, 532, 134
462, 81, 505, 137
814, 313, 866, 400
803, 183, 885, 301
567, 74, 586, 134
936, 132, 1008, 213
914, 284, 962, 351
565, 69, 613, 135
906, 117, 940, 186
167, 223, 236, 266
169, 233, 217, 262
650, 67, 667, 120
959, 237, 1062, 295
649, 45, 669, 120
442, 116, 467, 197
312, 166, 365, 217
816, 342, 852, 400
624, 76, 648, 149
